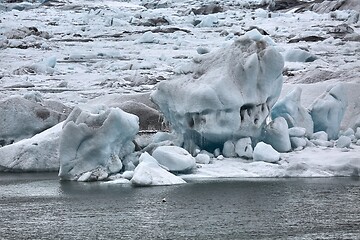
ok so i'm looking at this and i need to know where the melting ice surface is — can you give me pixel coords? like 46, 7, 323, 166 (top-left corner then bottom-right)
0, 0, 360, 186
151, 31, 284, 151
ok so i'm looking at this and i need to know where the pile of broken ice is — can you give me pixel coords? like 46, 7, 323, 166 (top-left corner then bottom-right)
0, 31, 357, 185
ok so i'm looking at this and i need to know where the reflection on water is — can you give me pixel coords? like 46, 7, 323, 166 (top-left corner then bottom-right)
0, 173, 359, 239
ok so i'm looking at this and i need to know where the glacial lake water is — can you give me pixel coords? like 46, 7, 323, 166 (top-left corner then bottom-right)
0, 173, 359, 240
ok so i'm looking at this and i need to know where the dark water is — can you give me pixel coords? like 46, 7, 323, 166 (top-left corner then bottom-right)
0, 174, 359, 240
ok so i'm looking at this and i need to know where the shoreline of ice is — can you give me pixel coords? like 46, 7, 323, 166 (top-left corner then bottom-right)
1, 0, 360, 185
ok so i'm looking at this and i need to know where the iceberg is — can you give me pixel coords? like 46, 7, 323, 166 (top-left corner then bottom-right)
0, 123, 62, 172
58, 107, 139, 181
310, 84, 348, 140
0, 96, 69, 146
151, 32, 284, 152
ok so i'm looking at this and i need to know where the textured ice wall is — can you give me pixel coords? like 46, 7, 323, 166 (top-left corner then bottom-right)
310, 84, 348, 140
58, 107, 139, 181
271, 87, 313, 136
151, 34, 284, 151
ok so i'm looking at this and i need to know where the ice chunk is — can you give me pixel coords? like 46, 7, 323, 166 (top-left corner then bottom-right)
102, 178, 130, 185
244, 29, 263, 41
312, 131, 328, 141
151, 34, 284, 152
197, 47, 210, 55
122, 170, 134, 180
288, 127, 307, 138
290, 137, 307, 150
15, 57, 57, 75
0, 122, 62, 172
310, 84, 348, 140
336, 136, 351, 148
222, 140, 236, 158
197, 15, 218, 28
263, 117, 291, 153
235, 137, 253, 159
253, 142, 280, 163
152, 146, 196, 173
284, 49, 317, 62
58, 107, 139, 181
136, 31, 159, 44
339, 128, 355, 141
131, 152, 186, 186
0, 96, 69, 145
195, 153, 211, 164
355, 127, 360, 139
311, 131, 333, 147
271, 87, 313, 136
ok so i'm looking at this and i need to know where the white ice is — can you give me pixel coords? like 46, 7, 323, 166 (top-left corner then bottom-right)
131, 152, 186, 186
1, 0, 360, 182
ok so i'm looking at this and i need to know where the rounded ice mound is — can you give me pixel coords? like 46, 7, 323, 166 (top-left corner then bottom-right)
336, 136, 351, 148
131, 152, 186, 186
152, 146, 196, 173
235, 137, 253, 159
195, 153, 211, 164
151, 31, 284, 152
253, 142, 280, 163
58, 107, 139, 181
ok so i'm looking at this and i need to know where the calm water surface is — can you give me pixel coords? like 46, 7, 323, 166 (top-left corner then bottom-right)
0, 173, 359, 240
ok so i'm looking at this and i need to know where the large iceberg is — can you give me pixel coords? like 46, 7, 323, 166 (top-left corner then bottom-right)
151, 33, 284, 151
58, 107, 139, 181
